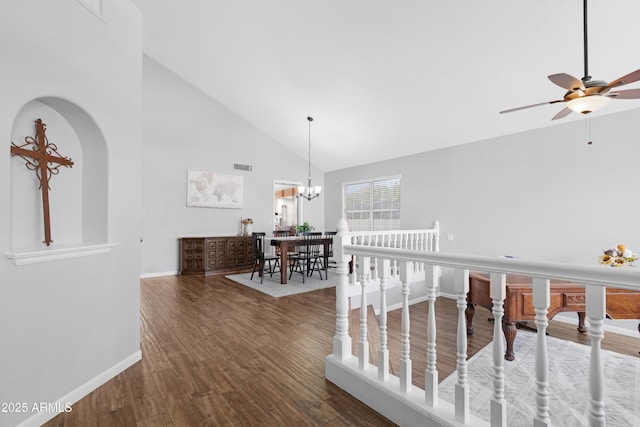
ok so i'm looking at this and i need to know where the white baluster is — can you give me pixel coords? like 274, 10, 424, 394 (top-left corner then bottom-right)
332, 218, 352, 360
399, 261, 412, 393
418, 232, 426, 274
368, 258, 376, 283
454, 268, 469, 423
358, 256, 371, 370
358, 255, 370, 287
586, 285, 606, 427
425, 264, 439, 406
433, 220, 440, 253
532, 277, 551, 427
490, 272, 506, 427
377, 258, 390, 380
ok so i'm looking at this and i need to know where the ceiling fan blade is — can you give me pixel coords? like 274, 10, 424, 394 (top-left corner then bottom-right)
607, 69, 640, 89
608, 88, 640, 99
551, 107, 572, 121
500, 99, 564, 114
548, 73, 585, 91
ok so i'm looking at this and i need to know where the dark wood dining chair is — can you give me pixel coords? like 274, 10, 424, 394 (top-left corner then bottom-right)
273, 230, 295, 258
289, 233, 324, 282
322, 231, 337, 277
251, 232, 280, 284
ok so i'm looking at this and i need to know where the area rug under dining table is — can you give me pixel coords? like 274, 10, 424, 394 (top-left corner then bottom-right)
438, 329, 640, 426
225, 271, 337, 297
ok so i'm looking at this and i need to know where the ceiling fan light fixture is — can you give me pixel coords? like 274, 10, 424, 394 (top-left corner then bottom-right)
500, 0, 640, 119
566, 95, 611, 114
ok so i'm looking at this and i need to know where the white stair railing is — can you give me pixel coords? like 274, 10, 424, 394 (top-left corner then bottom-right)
346, 221, 440, 294
326, 218, 640, 427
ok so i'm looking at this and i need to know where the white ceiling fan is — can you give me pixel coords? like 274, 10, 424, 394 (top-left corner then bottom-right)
500, 0, 640, 120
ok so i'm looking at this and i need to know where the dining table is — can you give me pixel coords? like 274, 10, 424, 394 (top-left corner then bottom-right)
269, 235, 333, 284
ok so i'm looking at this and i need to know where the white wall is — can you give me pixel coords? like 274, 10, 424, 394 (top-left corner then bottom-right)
0, 2, 142, 426
325, 109, 640, 294
140, 57, 325, 276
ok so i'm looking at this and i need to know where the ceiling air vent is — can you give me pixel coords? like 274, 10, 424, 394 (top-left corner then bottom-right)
233, 163, 252, 172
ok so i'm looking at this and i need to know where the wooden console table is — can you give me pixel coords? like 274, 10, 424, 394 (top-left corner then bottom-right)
179, 236, 254, 276
466, 272, 640, 361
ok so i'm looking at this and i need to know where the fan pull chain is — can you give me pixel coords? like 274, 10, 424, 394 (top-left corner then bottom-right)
585, 115, 592, 145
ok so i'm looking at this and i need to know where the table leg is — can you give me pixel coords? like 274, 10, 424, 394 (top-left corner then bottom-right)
279, 242, 288, 284
465, 302, 475, 336
577, 312, 587, 333
323, 241, 329, 279
503, 320, 517, 361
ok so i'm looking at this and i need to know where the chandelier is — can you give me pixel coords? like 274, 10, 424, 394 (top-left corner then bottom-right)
298, 116, 322, 201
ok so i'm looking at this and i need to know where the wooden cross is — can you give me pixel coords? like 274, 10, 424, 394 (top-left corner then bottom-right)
11, 118, 74, 246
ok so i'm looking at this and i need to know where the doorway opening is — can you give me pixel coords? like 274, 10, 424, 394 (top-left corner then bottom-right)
273, 180, 301, 232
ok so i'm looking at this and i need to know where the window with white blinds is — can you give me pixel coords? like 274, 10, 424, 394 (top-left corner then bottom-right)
343, 176, 400, 231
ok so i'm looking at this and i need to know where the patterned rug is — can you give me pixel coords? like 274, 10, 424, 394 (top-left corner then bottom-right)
225, 270, 336, 298
439, 330, 640, 426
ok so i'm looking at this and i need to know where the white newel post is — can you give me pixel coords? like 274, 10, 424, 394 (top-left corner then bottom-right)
454, 268, 470, 423
332, 219, 351, 360
586, 285, 606, 427
425, 263, 439, 407
399, 261, 412, 393
377, 258, 390, 380
358, 255, 371, 370
490, 272, 507, 427
532, 277, 551, 427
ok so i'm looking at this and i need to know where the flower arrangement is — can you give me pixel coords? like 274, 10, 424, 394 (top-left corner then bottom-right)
599, 244, 638, 267
295, 222, 315, 233
240, 218, 254, 236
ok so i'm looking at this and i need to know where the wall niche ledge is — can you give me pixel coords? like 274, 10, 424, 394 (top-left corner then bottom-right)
6, 242, 119, 266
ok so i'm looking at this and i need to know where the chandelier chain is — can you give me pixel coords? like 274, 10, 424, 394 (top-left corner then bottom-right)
299, 116, 321, 201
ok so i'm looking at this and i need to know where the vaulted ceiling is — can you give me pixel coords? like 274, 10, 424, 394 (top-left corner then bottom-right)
131, 0, 640, 171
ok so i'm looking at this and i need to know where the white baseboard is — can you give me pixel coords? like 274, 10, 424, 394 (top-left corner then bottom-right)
386, 295, 428, 313
140, 271, 177, 278
552, 313, 639, 338
16, 350, 142, 427
325, 354, 487, 427
438, 292, 455, 299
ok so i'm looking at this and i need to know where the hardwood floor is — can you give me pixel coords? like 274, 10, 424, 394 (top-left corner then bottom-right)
44, 275, 395, 426
43, 274, 639, 426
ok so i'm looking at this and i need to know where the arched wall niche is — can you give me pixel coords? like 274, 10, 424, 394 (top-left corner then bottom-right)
8, 97, 113, 263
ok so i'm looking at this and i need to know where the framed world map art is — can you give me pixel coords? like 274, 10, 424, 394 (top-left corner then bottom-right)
186, 170, 243, 209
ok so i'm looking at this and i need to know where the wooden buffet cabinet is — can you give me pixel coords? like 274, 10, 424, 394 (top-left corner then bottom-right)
179, 236, 254, 276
